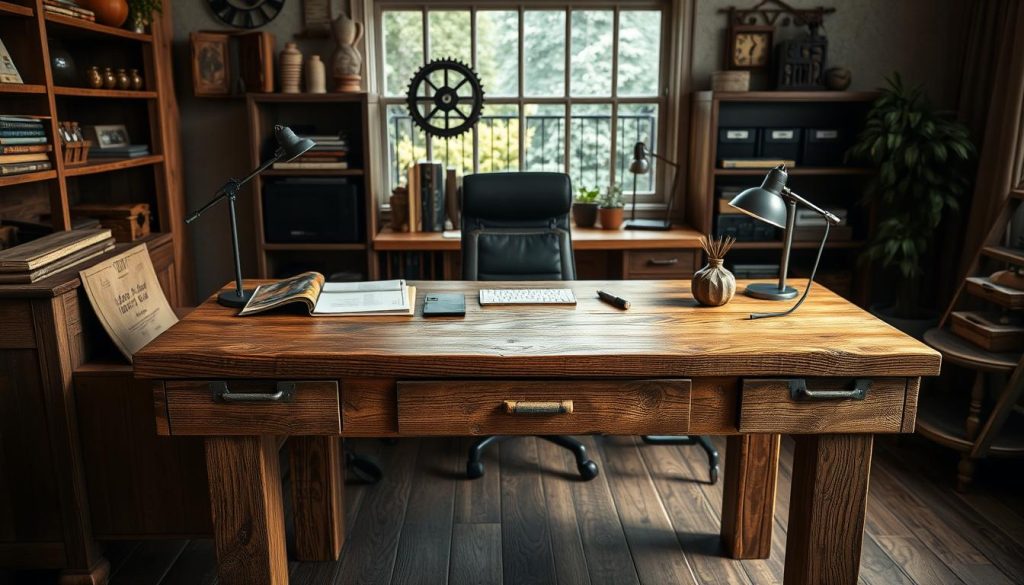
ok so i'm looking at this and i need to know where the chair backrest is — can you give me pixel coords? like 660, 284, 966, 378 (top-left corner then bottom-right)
461, 172, 576, 281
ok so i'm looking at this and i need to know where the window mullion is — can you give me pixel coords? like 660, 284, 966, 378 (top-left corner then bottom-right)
471, 7, 479, 174
563, 8, 571, 177
609, 7, 620, 190
517, 6, 525, 171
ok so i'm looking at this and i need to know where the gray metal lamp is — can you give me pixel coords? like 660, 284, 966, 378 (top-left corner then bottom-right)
728, 164, 841, 318
625, 142, 674, 230
184, 125, 315, 308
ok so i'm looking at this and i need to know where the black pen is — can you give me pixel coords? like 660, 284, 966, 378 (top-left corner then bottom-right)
597, 290, 630, 310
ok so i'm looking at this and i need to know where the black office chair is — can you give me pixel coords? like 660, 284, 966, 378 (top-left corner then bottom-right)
461, 171, 599, 481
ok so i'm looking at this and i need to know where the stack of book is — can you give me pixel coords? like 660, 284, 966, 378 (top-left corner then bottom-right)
406, 161, 448, 232
272, 133, 349, 170
0, 228, 114, 284
43, 0, 96, 22
89, 144, 151, 158
0, 115, 53, 176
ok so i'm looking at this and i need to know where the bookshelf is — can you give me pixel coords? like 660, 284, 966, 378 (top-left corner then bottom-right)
246, 92, 377, 280
0, 0, 186, 303
687, 90, 879, 303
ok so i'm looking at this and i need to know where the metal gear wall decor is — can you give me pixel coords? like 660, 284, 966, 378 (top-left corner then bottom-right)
406, 58, 485, 139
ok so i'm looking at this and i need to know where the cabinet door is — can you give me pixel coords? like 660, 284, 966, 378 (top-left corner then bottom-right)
148, 240, 179, 307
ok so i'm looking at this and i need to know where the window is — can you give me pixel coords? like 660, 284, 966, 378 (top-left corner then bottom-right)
375, 3, 668, 202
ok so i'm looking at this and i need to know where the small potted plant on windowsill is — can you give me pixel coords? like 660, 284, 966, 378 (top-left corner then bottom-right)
126, 0, 161, 33
598, 185, 625, 230
573, 186, 600, 228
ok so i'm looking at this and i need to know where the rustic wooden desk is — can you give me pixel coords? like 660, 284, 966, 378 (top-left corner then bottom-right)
133, 280, 941, 585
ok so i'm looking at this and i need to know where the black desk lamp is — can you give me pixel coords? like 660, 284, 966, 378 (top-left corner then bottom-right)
625, 141, 674, 230
728, 164, 841, 319
184, 125, 315, 307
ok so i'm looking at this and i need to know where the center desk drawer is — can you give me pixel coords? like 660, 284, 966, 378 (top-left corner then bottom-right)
624, 249, 698, 279
164, 380, 340, 435
739, 378, 908, 434
396, 379, 691, 435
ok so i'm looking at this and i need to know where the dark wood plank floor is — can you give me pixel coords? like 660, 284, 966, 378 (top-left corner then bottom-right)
4, 435, 1023, 585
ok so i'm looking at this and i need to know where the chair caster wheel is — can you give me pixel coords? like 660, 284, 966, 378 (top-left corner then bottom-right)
467, 461, 485, 479
578, 459, 599, 481
710, 465, 720, 485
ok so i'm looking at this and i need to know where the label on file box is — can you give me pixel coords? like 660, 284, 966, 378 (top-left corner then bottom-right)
770, 130, 795, 140
814, 130, 839, 139
725, 130, 750, 140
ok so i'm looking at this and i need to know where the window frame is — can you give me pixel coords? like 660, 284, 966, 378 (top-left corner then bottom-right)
371, 0, 676, 208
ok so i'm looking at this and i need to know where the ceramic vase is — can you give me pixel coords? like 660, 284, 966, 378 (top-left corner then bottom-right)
83, 0, 128, 27
306, 55, 326, 94
130, 68, 143, 90
86, 66, 103, 88
103, 67, 116, 89
598, 207, 624, 230
331, 10, 363, 92
116, 68, 130, 90
280, 42, 303, 94
692, 258, 736, 306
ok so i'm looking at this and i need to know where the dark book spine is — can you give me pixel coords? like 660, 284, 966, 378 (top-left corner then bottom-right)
0, 129, 46, 138
0, 120, 45, 131
420, 164, 434, 231
0, 161, 53, 175
432, 164, 445, 231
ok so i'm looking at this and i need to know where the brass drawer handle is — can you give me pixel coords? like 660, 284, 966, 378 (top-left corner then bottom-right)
647, 258, 679, 266
210, 381, 296, 403
789, 378, 869, 401
504, 400, 573, 414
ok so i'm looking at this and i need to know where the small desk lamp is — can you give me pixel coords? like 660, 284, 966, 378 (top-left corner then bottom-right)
184, 125, 315, 307
728, 164, 841, 319
625, 141, 675, 230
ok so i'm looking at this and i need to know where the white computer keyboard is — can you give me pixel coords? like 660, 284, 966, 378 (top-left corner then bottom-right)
478, 288, 577, 305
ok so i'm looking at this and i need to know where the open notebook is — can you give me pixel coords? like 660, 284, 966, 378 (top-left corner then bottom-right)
238, 272, 415, 316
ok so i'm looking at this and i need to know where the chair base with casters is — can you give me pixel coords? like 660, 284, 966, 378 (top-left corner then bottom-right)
642, 435, 720, 484
467, 435, 599, 481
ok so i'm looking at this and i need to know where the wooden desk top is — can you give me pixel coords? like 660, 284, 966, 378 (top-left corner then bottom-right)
372, 226, 705, 251
134, 280, 941, 380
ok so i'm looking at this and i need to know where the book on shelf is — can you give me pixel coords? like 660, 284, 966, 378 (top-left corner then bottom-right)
271, 160, 348, 170
0, 161, 52, 175
418, 161, 444, 232
0, 237, 114, 284
88, 144, 151, 158
732, 263, 780, 279
239, 272, 415, 317
0, 136, 47, 145
0, 228, 112, 273
795, 207, 847, 227
0, 39, 22, 84
0, 119, 45, 131
792, 224, 854, 242
720, 159, 796, 169
0, 144, 51, 155
407, 163, 420, 233
0, 152, 49, 164
0, 128, 46, 138
0, 115, 47, 124
43, 2, 96, 21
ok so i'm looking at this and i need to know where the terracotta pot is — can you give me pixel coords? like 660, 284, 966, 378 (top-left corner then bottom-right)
572, 202, 598, 228
83, 0, 128, 27
691, 258, 736, 306
598, 207, 624, 230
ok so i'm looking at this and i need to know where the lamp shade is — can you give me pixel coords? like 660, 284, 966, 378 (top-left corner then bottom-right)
629, 142, 650, 175
274, 125, 316, 162
728, 165, 789, 229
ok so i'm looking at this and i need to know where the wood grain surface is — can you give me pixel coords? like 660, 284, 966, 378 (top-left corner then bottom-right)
288, 437, 344, 561
738, 378, 907, 434
373, 226, 704, 251
134, 280, 941, 380
721, 434, 781, 559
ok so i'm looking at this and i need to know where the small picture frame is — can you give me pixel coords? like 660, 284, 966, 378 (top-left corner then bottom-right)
191, 32, 231, 96
726, 24, 774, 71
88, 124, 130, 149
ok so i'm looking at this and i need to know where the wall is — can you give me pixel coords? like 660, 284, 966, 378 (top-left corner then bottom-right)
174, 0, 968, 301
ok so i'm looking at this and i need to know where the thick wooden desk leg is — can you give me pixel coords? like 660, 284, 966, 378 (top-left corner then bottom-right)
721, 434, 780, 559
784, 434, 873, 585
289, 436, 345, 561
205, 436, 289, 585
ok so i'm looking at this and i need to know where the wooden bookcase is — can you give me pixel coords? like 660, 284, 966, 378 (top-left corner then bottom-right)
687, 90, 878, 303
246, 93, 377, 279
0, 0, 186, 303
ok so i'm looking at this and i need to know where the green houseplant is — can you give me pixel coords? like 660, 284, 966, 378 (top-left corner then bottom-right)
847, 73, 974, 334
598, 185, 625, 230
126, 0, 161, 32
573, 185, 600, 228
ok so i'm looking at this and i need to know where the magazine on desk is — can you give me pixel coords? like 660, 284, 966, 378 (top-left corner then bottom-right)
239, 272, 415, 316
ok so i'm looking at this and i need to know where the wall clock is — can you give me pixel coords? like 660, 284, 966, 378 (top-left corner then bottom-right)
207, 0, 285, 29
727, 24, 773, 70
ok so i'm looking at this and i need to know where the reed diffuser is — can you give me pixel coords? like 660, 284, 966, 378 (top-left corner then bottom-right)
692, 235, 737, 306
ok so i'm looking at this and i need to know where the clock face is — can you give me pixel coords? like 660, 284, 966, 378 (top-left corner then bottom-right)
207, 0, 284, 29
732, 32, 771, 68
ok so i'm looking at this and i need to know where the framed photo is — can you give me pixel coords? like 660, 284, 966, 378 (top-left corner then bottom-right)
726, 24, 773, 71
88, 124, 130, 149
191, 32, 230, 96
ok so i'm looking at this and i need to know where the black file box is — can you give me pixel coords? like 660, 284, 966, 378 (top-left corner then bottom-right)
803, 128, 849, 167
760, 128, 802, 162
717, 128, 758, 161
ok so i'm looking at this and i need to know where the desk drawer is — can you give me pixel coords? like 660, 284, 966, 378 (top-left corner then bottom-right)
738, 378, 907, 434
396, 379, 691, 435
624, 249, 698, 279
163, 380, 341, 435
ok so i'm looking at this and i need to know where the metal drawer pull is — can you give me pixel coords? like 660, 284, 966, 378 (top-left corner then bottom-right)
210, 381, 296, 403
789, 378, 870, 401
504, 400, 573, 414
648, 258, 679, 266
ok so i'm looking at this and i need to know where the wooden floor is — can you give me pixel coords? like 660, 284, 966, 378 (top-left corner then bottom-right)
4, 435, 1024, 585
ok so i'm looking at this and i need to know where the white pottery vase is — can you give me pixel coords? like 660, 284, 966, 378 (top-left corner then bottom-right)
331, 10, 363, 91
280, 42, 303, 94
306, 55, 326, 94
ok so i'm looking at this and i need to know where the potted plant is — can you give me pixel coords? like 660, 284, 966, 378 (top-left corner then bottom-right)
598, 185, 625, 230
573, 186, 600, 228
126, 0, 161, 33
847, 73, 974, 338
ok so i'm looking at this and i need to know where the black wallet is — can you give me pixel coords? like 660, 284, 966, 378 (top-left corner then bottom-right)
423, 293, 466, 317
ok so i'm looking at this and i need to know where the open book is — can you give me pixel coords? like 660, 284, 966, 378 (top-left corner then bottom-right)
239, 272, 415, 316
